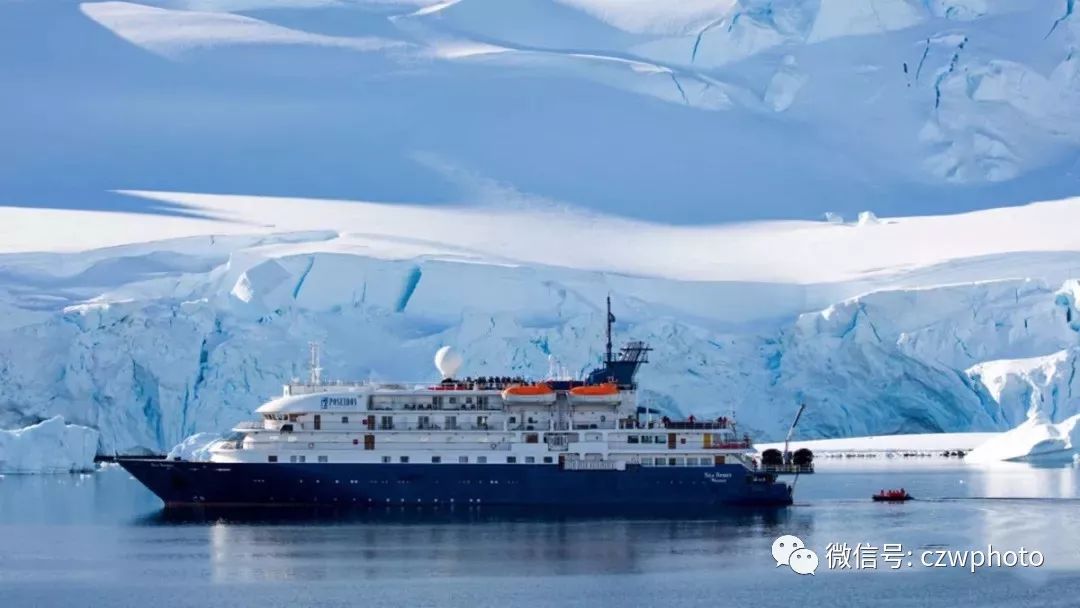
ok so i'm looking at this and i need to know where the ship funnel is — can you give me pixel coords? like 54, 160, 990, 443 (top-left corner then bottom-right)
434, 345, 463, 379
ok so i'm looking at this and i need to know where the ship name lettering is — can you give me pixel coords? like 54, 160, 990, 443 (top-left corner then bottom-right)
320, 397, 358, 409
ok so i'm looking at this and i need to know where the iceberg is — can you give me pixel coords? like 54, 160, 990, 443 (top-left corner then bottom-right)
0, 416, 99, 474
967, 414, 1080, 463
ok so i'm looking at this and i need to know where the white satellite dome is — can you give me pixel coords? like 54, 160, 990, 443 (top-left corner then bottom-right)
434, 345, 463, 379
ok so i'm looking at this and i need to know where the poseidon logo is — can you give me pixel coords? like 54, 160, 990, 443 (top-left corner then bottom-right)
320, 396, 358, 409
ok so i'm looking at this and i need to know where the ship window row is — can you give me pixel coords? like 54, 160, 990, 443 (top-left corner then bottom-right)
370, 396, 495, 411
640, 457, 715, 467
627, 435, 669, 444
371, 415, 494, 431
266, 454, 557, 464
373, 455, 555, 464
263, 455, 327, 463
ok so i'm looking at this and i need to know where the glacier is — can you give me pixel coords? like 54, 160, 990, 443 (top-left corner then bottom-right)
5, 192, 1080, 458
4, 0, 1080, 463
4, 1, 1080, 222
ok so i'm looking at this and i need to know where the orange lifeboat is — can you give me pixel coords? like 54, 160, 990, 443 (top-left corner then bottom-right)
501, 383, 556, 404
569, 382, 621, 405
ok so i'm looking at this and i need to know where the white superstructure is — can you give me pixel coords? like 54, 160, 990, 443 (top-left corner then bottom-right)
208, 346, 756, 472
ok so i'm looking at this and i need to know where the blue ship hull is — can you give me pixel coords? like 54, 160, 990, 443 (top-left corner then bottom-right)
118, 459, 793, 509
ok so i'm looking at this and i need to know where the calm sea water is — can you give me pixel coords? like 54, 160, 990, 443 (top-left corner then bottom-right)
2, 460, 1079, 608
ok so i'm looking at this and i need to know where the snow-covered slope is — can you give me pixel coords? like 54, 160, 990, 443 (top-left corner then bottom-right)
3, 1, 1080, 222
4, 0, 1080, 458
5, 191, 1080, 455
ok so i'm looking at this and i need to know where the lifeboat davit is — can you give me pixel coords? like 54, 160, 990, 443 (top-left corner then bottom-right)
569, 382, 621, 405
501, 383, 556, 404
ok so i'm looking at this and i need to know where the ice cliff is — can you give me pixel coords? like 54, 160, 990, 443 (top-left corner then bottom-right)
5, 193, 1080, 457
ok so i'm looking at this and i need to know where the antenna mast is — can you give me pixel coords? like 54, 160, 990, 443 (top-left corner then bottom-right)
308, 341, 323, 385
605, 295, 613, 364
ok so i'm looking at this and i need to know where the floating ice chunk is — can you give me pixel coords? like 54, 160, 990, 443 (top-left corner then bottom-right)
823, 212, 845, 224
966, 414, 1080, 463
0, 416, 99, 474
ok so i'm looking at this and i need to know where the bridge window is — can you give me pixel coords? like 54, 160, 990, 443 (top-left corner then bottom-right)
268, 455, 278, 463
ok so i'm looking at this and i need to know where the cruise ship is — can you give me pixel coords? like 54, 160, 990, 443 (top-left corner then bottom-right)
120, 303, 795, 509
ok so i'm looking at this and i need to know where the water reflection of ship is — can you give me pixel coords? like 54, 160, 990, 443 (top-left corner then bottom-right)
201, 509, 794, 583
